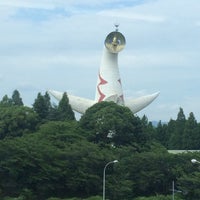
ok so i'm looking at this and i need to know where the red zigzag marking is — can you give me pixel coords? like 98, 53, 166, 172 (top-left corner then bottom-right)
97, 73, 107, 102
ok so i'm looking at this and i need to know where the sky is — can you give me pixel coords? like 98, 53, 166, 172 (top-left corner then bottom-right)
1, 0, 200, 122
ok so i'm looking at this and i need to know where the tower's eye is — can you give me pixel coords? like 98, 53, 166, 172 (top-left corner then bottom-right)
104, 31, 126, 53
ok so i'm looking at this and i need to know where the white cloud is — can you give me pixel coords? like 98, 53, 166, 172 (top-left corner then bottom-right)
98, 10, 165, 23
0, 1, 55, 9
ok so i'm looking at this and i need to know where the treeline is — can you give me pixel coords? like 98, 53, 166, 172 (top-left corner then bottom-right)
154, 108, 200, 150
0, 90, 200, 200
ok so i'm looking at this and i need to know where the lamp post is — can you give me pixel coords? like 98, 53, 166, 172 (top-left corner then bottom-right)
172, 180, 174, 200
191, 159, 200, 164
103, 160, 118, 200
171, 180, 182, 200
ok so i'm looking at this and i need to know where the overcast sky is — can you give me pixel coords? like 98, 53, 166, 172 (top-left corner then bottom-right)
1, 0, 200, 122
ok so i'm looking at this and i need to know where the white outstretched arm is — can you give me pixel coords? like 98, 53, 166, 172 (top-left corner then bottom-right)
125, 92, 160, 114
48, 90, 95, 114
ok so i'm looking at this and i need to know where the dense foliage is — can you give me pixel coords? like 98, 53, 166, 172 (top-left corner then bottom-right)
0, 90, 200, 200
155, 108, 200, 150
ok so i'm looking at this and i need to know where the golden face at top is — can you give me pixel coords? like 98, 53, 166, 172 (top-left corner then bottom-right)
104, 31, 126, 53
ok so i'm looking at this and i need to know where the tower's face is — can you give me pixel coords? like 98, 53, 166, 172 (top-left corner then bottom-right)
104, 31, 126, 53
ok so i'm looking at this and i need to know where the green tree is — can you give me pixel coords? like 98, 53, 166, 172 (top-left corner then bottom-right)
125, 151, 175, 197
0, 121, 110, 199
33, 92, 52, 121
56, 92, 75, 121
134, 194, 183, 200
182, 112, 199, 149
12, 90, 23, 106
155, 121, 169, 148
177, 108, 186, 121
79, 101, 146, 147
141, 115, 156, 141
168, 108, 186, 149
0, 95, 13, 106
178, 171, 200, 200
0, 106, 39, 139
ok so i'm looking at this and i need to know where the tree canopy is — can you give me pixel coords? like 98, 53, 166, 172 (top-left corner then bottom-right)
0, 90, 200, 200
79, 101, 147, 147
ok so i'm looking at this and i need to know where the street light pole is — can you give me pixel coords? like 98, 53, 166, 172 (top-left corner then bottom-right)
172, 180, 174, 200
103, 160, 118, 200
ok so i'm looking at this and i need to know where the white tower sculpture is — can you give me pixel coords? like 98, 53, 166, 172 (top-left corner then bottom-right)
48, 26, 159, 114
